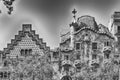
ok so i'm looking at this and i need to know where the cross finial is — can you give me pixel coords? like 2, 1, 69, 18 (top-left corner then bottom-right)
72, 8, 77, 22
72, 8, 77, 15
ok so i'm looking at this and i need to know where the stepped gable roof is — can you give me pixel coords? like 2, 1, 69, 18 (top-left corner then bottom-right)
77, 15, 99, 31
3, 24, 50, 54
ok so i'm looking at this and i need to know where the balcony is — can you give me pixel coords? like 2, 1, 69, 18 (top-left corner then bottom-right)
62, 60, 72, 66
103, 46, 112, 53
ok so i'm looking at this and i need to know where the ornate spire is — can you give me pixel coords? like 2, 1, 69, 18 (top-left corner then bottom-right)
72, 8, 77, 23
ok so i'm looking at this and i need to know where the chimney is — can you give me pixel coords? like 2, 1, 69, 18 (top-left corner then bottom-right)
22, 24, 32, 32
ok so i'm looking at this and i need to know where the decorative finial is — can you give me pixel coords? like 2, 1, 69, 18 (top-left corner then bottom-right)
72, 8, 77, 22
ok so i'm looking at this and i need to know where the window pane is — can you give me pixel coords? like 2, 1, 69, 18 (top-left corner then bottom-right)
25, 49, 28, 56
8, 72, 10, 78
76, 43, 80, 50
104, 53, 109, 59
4, 61, 8, 67
4, 72, 7, 78
118, 26, 120, 33
29, 49, 32, 54
1, 72, 3, 78
104, 41, 110, 46
53, 52, 58, 59
92, 54, 97, 59
0, 72, 2, 78
92, 42, 97, 50
76, 55, 80, 59
21, 49, 24, 56
64, 55, 69, 60
118, 37, 120, 45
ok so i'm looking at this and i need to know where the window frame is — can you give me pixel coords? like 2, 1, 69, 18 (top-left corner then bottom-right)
104, 41, 110, 47
117, 26, 120, 33
104, 53, 110, 59
64, 55, 69, 60
20, 49, 32, 56
92, 54, 97, 60
75, 42, 81, 50
92, 42, 98, 50
76, 54, 80, 59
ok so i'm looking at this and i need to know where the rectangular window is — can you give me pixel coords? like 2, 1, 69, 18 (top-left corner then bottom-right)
104, 41, 110, 46
4, 72, 7, 78
104, 53, 109, 59
118, 37, 120, 45
4, 61, 8, 67
21, 49, 32, 56
75, 42, 81, 50
92, 54, 97, 59
8, 72, 10, 78
64, 55, 69, 60
0, 72, 3, 78
76, 55, 80, 59
118, 26, 120, 33
53, 52, 58, 59
92, 42, 97, 50
21, 49, 24, 56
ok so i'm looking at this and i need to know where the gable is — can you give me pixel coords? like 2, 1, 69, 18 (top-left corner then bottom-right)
4, 24, 50, 58
9, 34, 44, 58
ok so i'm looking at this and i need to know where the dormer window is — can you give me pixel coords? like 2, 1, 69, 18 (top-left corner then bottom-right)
117, 26, 120, 33
75, 42, 81, 50
92, 42, 97, 50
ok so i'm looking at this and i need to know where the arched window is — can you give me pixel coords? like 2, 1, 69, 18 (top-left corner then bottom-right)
29, 49, 32, 54
21, 49, 32, 56
21, 49, 24, 56
25, 49, 28, 56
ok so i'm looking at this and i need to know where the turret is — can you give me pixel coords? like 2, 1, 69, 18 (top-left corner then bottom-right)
110, 12, 120, 42
69, 9, 78, 48
110, 12, 120, 80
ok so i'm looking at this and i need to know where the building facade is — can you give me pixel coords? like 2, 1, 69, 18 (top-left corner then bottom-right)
0, 24, 53, 80
50, 11, 120, 80
0, 10, 120, 80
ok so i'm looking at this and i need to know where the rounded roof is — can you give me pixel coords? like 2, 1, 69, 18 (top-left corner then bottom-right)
77, 15, 99, 31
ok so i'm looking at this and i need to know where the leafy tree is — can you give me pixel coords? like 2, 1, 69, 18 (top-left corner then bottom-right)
0, 0, 15, 14
7, 52, 54, 80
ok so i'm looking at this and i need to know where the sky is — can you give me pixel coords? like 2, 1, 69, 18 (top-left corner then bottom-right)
0, 0, 120, 50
